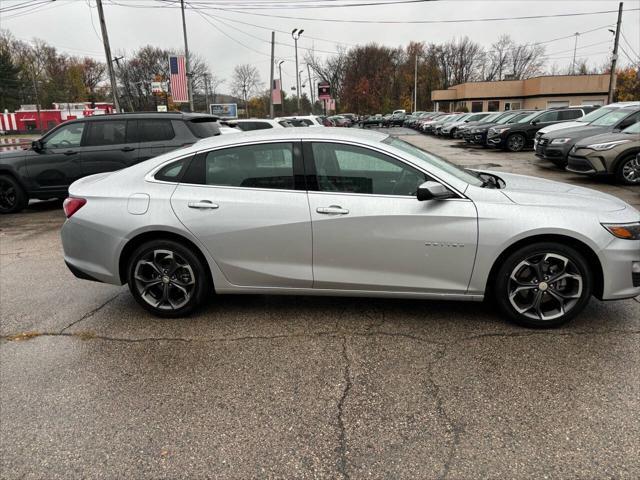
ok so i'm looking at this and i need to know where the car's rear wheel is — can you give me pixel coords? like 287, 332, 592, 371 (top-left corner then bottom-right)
0, 174, 28, 214
506, 133, 526, 152
494, 242, 592, 328
615, 153, 640, 185
127, 239, 210, 317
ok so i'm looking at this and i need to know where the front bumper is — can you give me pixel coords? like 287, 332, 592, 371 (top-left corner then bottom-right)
566, 149, 609, 175
535, 140, 572, 163
600, 237, 640, 300
469, 131, 488, 144
486, 133, 507, 147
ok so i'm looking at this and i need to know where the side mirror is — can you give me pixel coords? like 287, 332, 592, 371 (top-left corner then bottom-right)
417, 181, 455, 201
31, 140, 43, 151
531, 120, 538, 126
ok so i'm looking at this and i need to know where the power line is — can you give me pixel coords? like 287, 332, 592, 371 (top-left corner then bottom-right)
620, 30, 640, 61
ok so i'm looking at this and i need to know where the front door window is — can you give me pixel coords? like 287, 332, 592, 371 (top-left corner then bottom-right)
43, 123, 85, 148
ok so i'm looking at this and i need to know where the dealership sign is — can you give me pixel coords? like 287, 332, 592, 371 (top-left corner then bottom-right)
210, 103, 238, 119
318, 82, 331, 100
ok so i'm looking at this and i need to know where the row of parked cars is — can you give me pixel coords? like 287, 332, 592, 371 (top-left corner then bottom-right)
404, 103, 640, 185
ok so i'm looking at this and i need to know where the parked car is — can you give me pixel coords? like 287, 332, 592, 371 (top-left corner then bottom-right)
328, 115, 351, 127
386, 112, 407, 127
225, 119, 287, 131
566, 121, 640, 184
534, 101, 640, 149
467, 110, 536, 146
274, 116, 324, 127
60, 128, 640, 328
536, 106, 640, 167
486, 106, 598, 152
435, 114, 469, 136
0, 112, 222, 214
422, 114, 459, 134
442, 112, 493, 138
456, 112, 502, 140
360, 114, 385, 128
415, 112, 445, 130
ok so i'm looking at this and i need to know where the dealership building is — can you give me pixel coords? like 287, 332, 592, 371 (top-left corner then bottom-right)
431, 74, 610, 112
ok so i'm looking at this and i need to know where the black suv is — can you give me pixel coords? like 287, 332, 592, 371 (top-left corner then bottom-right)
0, 112, 221, 213
486, 106, 599, 152
465, 110, 535, 146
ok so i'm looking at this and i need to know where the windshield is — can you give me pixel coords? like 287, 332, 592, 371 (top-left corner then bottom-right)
495, 112, 519, 124
517, 111, 541, 123
622, 122, 640, 134
383, 137, 484, 187
481, 113, 501, 122
590, 109, 636, 127
577, 107, 614, 123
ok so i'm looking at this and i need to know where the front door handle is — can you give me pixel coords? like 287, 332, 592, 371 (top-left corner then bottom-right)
121, 146, 135, 152
64, 150, 77, 155
316, 205, 349, 215
188, 200, 219, 210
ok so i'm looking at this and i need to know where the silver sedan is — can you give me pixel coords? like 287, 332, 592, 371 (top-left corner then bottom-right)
61, 128, 640, 328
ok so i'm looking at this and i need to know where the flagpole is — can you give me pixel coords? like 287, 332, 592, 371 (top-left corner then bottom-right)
180, 0, 194, 112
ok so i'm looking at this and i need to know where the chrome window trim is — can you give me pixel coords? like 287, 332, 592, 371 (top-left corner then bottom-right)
145, 137, 471, 199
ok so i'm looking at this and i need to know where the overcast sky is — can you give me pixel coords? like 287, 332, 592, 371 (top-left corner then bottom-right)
3, 0, 639, 94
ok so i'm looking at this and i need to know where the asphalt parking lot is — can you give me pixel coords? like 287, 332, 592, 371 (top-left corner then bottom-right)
1, 130, 639, 479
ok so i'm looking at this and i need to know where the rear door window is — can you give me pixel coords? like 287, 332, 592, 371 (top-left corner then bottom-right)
137, 119, 175, 142
558, 110, 583, 121
84, 120, 127, 146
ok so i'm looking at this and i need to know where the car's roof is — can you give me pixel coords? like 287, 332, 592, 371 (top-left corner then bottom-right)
192, 126, 388, 150
67, 112, 218, 122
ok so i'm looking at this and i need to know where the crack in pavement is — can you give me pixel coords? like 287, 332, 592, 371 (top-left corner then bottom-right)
59, 292, 124, 334
336, 336, 352, 480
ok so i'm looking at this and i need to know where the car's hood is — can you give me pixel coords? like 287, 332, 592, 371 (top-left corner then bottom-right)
0, 148, 27, 162
541, 125, 611, 141
537, 120, 586, 135
490, 171, 628, 212
574, 132, 639, 148
473, 122, 501, 131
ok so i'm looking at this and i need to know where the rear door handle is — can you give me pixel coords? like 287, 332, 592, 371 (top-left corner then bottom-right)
188, 200, 219, 210
121, 146, 135, 152
316, 205, 349, 215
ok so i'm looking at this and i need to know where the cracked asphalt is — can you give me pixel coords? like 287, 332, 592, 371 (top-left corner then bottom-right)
1, 131, 639, 479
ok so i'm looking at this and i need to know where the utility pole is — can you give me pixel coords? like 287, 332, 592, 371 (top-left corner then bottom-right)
269, 31, 275, 118
413, 53, 418, 113
113, 56, 133, 112
608, 2, 624, 104
96, 0, 120, 112
571, 32, 580, 75
203, 73, 210, 113
180, 0, 194, 111
307, 64, 314, 106
292, 28, 304, 112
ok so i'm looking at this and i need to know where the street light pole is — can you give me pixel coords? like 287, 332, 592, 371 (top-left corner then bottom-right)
291, 28, 304, 112
413, 53, 418, 113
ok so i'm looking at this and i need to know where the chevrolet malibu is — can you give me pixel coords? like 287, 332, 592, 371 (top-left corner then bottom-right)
61, 129, 640, 328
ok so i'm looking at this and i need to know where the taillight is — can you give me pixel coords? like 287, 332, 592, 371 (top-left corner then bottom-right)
63, 197, 86, 218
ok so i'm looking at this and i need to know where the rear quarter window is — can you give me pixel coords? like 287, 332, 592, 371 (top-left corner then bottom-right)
154, 156, 190, 182
186, 118, 221, 138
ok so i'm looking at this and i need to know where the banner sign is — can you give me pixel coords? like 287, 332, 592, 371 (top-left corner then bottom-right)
272, 79, 282, 105
169, 55, 188, 103
210, 103, 238, 119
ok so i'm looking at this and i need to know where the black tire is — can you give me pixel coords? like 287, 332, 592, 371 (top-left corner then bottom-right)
493, 242, 592, 328
0, 174, 28, 214
506, 133, 526, 152
614, 153, 640, 185
127, 239, 211, 317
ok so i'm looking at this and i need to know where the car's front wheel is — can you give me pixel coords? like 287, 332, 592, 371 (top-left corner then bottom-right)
506, 133, 526, 152
0, 174, 28, 214
494, 242, 592, 328
127, 239, 210, 317
615, 153, 640, 185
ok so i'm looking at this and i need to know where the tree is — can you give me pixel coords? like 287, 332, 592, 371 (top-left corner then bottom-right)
509, 42, 546, 79
615, 67, 640, 101
0, 48, 22, 110
305, 46, 348, 108
230, 64, 261, 117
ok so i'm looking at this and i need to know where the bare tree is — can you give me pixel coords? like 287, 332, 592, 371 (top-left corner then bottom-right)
484, 35, 513, 81
305, 46, 348, 106
510, 43, 546, 79
230, 64, 262, 117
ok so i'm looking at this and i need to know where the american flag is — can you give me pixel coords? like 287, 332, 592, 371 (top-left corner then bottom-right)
169, 55, 188, 103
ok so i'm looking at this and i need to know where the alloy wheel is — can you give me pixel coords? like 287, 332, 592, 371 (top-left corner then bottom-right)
508, 134, 525, 152
507, 253, 583, 321
621, 157, 640, 184
133, 249, 196, 311
0, 178, 17, 210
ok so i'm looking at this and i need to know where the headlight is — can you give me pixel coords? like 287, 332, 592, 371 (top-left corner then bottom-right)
602, 222, 640, 240
551, 138, 571, 144
491, 127, 510, 134
586, 140, 632, 151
